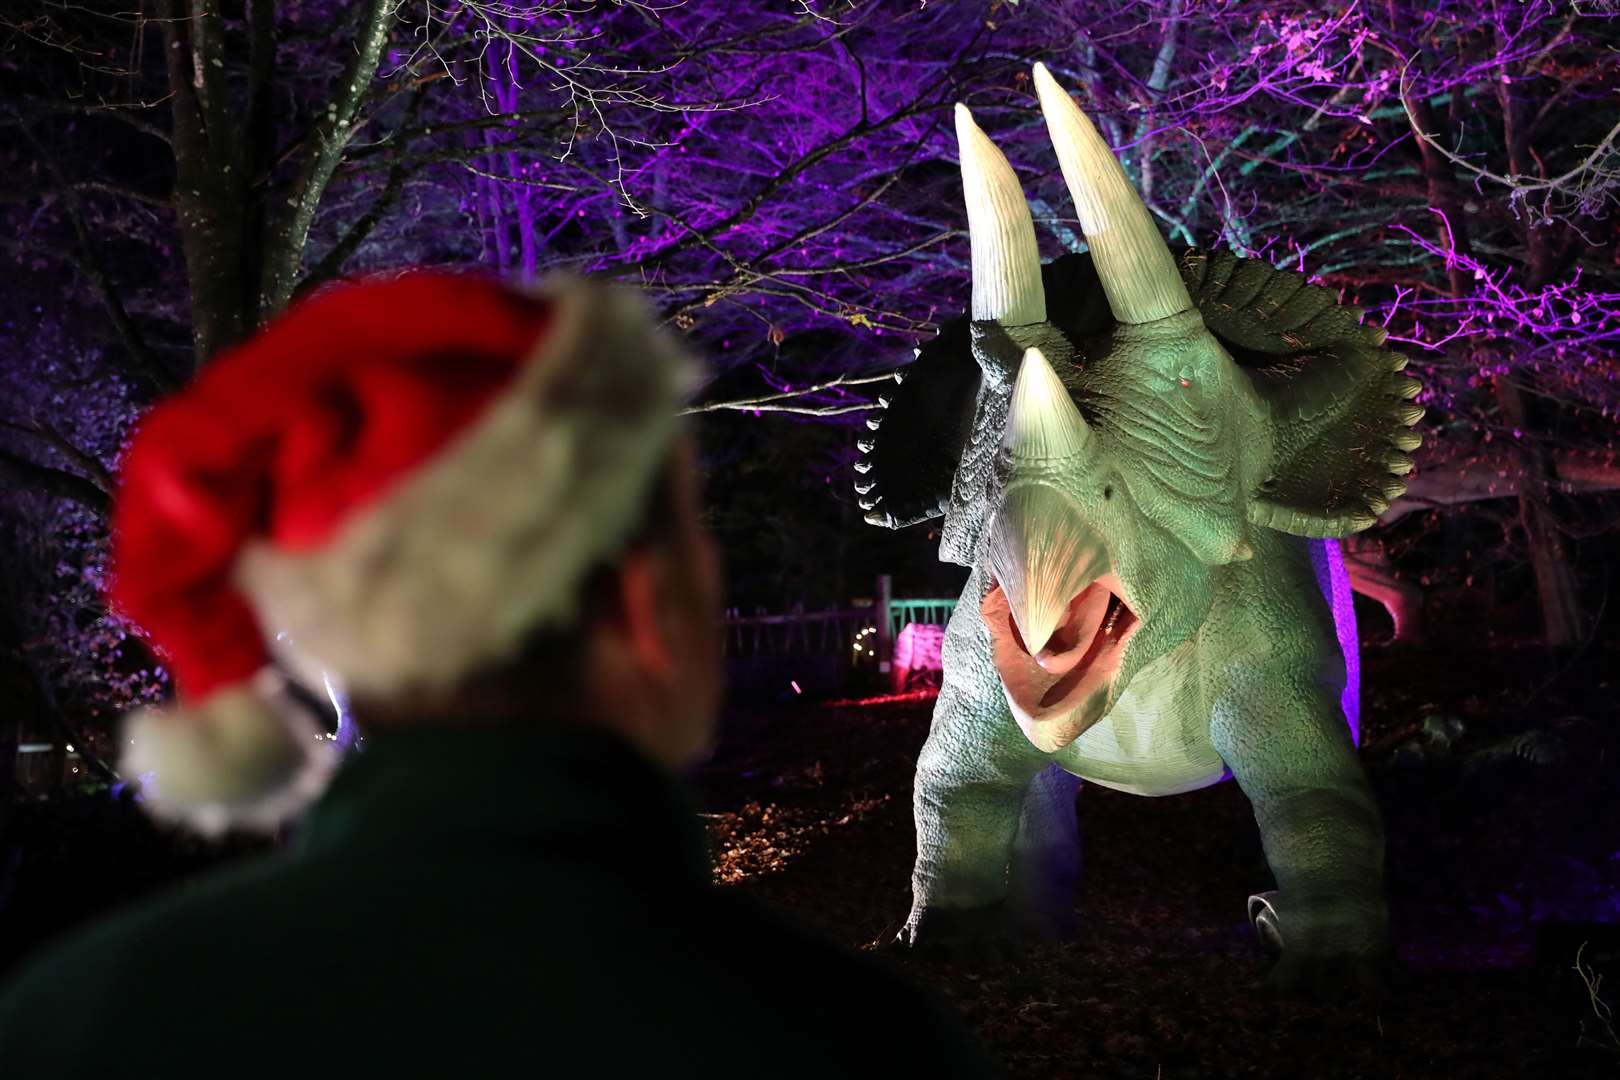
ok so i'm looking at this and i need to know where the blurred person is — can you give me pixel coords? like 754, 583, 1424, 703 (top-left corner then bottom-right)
0, 273, 997, 1078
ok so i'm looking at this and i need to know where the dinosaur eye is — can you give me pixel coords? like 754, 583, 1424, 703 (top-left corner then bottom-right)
1103, 485, 1113, 501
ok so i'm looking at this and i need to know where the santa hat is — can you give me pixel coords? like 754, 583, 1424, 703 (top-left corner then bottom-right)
109, 271, 698, 834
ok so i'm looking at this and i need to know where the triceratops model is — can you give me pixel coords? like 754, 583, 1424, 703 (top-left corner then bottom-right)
857, 64, 1422, 989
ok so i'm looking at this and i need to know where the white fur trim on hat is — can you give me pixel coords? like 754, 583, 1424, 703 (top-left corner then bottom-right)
233, 275, 699, 705
120, 668, 338, 836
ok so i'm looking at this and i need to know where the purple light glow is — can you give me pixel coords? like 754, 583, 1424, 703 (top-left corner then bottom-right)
1311, 538, 1362, 746
1, 0, 1615, 788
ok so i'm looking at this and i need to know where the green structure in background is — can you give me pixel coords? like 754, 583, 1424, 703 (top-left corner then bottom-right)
858, 65, 1423, 990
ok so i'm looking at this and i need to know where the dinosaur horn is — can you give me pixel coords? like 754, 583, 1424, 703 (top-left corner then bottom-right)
987, 348, 1107, 655
1003, 345, 1090, 460
1032, 62, 1192, 325
955, 102, 1046, 325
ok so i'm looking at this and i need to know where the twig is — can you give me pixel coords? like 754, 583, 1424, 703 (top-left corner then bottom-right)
1396, 54, 1620, 211
1574, 942, 1620, 1055
681, 370, 899, 416
0, 420, 114, 491
0, 447, 112, 514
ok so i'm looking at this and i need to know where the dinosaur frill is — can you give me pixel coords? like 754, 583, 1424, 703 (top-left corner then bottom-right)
1179, 249, 1424, 536
857, 248, 1423, 542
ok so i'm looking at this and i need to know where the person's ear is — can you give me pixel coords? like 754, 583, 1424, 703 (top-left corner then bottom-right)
616, 549, 678, 680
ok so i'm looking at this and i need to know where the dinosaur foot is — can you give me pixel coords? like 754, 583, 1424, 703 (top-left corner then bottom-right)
1248, 890, 1397, 1001
890, 901, 1024, 964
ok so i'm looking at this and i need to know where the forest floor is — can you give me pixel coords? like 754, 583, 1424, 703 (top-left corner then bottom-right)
2, 639, 1618, 1078
695, 640, 1620, 1080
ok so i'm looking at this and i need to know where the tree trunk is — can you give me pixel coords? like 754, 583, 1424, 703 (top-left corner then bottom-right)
1496, 384, 1584, 646
0, 654, 19, 819
161, 0, 251, 364
1493, 36, 1584, 648
161, 0, 399, 363
0, 590, 30, 858
1402, 57, 1584, 648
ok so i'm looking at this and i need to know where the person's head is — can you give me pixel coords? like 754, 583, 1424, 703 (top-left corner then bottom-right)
109, 271, 717, 833
369, 433, 725, 767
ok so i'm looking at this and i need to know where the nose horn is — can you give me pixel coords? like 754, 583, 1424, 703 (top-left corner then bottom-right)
989, 348, 1105, 656
1032, 62, 1192, 325
1004, 346, 1090, 461
955, 102, 1046, 325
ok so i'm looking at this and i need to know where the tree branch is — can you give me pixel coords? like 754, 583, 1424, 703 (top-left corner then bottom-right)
0, 448, 111, 515
8, 100, 174, 147
1397, 54, 1620, 217
296, 161, 408, 296
295, 81, 429, 296
0, 420, 114, 491
8, 123, 179, 393
681, 370, 897, 415
259, 0, 400, 317
70, 180, 173, 210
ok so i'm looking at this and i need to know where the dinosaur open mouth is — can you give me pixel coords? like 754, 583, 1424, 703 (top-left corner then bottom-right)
982, 575, 1140, 752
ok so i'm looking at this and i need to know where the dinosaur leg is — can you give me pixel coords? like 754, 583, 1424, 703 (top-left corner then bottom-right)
900, 568, 1053, 954
1007, 762, 1082, 939
1211, 676, 1391, 993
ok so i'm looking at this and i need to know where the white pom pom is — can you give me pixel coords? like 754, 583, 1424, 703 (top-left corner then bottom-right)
120, 669, 339, 836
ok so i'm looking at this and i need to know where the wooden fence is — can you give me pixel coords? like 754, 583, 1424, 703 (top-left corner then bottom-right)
723, 575, 957, 678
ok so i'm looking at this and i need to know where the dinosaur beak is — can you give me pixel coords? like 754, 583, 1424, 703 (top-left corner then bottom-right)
955, 102, 1046, 325
1032, 62, 1192, 325
983, 350, 1140, 752
986, 348, 1101, 656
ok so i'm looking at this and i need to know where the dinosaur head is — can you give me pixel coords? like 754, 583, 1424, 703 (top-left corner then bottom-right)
977, 339, 1211, 752
855, 64, 1422, 754
960, 65, 1271, 750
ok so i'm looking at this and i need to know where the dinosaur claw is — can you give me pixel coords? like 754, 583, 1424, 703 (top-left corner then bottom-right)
1246, 890, 1396, 1000
1248, 891, 1284, 953
892, 903, 1024, 964
857, 438, 875, 453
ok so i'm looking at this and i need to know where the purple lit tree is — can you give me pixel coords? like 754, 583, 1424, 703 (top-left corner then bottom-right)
0, 0, 1616, 757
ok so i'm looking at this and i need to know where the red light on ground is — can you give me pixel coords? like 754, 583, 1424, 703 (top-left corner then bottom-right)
821, 689, 939, 708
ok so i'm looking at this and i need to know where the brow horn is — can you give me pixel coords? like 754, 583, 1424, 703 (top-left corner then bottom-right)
955, 102, 1046, 325
1032, 62, 1192, 325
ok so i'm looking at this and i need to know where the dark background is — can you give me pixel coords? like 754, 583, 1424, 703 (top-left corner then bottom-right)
2, 2, 1618, 1076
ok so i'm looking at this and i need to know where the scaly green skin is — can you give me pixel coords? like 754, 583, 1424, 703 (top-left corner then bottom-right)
868, 250, 1416, 990
907, 535, 1383, 976
858, 72, 1418, 989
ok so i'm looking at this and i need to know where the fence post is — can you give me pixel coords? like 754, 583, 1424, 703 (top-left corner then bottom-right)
876, 574, 893, 685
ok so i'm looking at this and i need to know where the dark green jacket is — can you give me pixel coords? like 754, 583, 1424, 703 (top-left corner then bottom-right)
0, 724, 996, 1077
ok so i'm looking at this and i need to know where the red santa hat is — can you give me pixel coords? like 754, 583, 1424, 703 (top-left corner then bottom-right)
109, 270, 698, 834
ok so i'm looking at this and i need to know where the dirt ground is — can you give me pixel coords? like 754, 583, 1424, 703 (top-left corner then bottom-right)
694, 641, 1620, 1079
2, 639, 1616, 1078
